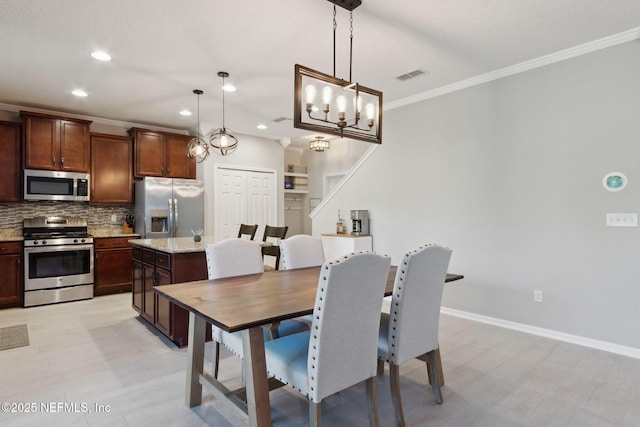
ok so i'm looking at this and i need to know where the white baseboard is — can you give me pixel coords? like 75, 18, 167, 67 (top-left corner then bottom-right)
440, 307, 640, 360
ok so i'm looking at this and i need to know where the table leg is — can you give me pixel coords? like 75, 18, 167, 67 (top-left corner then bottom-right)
242, 327, 272, 427
186, 311, 206, 407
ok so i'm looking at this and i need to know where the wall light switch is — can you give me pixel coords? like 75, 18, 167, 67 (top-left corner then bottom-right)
606, 213, 638, 227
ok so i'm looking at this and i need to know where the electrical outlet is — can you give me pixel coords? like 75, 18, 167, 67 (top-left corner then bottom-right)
606, 213, 638, 227
534, 290, 543, 303
111, 214, 117, 223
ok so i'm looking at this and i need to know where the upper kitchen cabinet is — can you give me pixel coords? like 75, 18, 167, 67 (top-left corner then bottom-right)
0, 121, 21, 202
21, 111, 92, 172
128, 127, 195, 179
90, 133, 133, 205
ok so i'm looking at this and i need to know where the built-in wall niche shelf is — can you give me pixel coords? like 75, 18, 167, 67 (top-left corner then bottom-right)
284, 172, 308, 194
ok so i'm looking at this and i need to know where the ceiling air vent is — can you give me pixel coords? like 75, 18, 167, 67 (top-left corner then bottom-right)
273, 116, 292, 123
396, 69, 427, 82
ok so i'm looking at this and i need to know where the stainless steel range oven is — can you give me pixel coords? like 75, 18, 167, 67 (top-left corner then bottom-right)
23, 217, 94, 307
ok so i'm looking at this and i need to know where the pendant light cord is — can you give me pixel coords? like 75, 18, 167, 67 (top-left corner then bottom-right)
196, 92, 201, 138
333, 5, 337, 77
221, 75, 226, 129
331, 6, 355, 82
349, 11, 353, 82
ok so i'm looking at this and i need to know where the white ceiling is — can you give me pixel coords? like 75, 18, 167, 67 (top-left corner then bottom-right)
2, 0, 640, 147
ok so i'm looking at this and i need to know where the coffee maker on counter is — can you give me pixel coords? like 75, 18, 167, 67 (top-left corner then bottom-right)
350, 210, 369, 235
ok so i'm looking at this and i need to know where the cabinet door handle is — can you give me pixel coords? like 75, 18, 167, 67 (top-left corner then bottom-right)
61, 157, 64, 166
52, 156, 56, 166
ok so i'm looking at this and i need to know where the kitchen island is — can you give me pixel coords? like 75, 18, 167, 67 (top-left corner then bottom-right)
130, 236, 215, 347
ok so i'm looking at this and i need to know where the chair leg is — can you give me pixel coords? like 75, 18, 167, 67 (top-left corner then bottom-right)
425, 350, 443, 404
389, 363, 405, 427
376, 359, 384, 375
211, 341, 220, 379
366, 377, 380, 427
309, 401, 322, 427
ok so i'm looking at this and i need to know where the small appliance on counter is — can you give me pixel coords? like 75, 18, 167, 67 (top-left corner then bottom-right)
350, 210, 369, 235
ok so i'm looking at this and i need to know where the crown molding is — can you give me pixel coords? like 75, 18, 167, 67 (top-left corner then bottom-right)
385, 27, 640, 112
0, 102, 189, 134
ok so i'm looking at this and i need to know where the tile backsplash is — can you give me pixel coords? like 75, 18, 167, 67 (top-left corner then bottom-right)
0, 201, 133, 235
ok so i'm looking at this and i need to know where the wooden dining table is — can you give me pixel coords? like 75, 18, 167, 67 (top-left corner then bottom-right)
154, 265, 463, 427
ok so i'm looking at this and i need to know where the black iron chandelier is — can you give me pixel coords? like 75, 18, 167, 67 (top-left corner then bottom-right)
294, 0, 382, 145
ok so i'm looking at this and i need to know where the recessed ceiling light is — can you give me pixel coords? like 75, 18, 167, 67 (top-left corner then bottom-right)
91, 50, 112, 61
222, 83, 236, 92
257, 124, 267, 130
180, 110, 192, 116
72, 89, 88, 97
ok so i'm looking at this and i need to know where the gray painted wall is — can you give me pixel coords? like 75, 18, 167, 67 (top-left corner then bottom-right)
312, 40, 640, 349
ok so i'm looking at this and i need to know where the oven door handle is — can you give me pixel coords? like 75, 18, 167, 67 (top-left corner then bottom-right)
24, 244, 94, 254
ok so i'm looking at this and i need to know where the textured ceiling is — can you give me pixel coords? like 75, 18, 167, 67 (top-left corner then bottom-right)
2, 0, 640, 147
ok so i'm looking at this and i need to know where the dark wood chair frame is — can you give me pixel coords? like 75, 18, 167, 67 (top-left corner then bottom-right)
237, 224, 259, 240
261, 225, 288, 270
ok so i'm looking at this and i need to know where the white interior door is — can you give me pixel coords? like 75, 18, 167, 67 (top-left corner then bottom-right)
214, 166, 276, 240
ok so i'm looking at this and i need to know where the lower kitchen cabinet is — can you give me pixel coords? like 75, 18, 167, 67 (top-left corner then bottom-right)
0, 241, 22, 307
131, 245, 209, 347
94, 237, 138, 296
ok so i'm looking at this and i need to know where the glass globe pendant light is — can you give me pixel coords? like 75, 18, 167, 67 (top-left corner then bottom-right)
209, 71, 238, 156
187, 89, 210, 163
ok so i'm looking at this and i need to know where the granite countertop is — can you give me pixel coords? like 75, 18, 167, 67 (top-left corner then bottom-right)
93, 232, 141, 238
0, 230, 23, 242
129, 236, 225, 254
321, 233, 371, 238
129, 236, 271, 254
89, 227, 141, 238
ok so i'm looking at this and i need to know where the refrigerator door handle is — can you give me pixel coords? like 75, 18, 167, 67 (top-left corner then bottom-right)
168, 198, 174, 237
173, 198, 178, 237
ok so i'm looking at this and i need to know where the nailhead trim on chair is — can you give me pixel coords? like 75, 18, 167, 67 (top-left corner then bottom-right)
387, 244, 444, 361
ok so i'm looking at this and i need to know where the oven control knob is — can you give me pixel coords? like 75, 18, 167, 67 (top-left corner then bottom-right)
42, 240, 47, 245
81, 239, 86, 243
74, 239, 78, 243
33, 240, 39, 245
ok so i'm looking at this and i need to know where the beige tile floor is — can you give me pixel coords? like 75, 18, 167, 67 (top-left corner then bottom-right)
1, 293, 639, 426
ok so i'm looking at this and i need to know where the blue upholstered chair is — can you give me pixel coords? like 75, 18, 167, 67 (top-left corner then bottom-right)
205, 238, 307, 379
377, 244, 452, 427
264, 252, 391, 427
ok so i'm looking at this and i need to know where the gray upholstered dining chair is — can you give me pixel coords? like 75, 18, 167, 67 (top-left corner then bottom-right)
279, 234, 326, 326
279, 234, 325, 270
205, 238, 307, 379
377, 244, 452, 427
264, 252, 392, 427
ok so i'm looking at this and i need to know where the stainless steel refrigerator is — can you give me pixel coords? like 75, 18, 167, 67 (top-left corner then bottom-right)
133, 177, 205, 238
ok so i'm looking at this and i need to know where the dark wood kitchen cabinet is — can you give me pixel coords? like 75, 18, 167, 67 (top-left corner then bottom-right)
0, 241, 22, 308
128, 127, 195, 179
90, 133, 133, 205
94, 237, 137, 296
0, 121, 21, 202
21, 111, 92, 172
131, 245, 208, 347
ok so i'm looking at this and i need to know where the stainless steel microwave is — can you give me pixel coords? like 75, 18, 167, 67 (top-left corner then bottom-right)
24, 169, 90, 202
